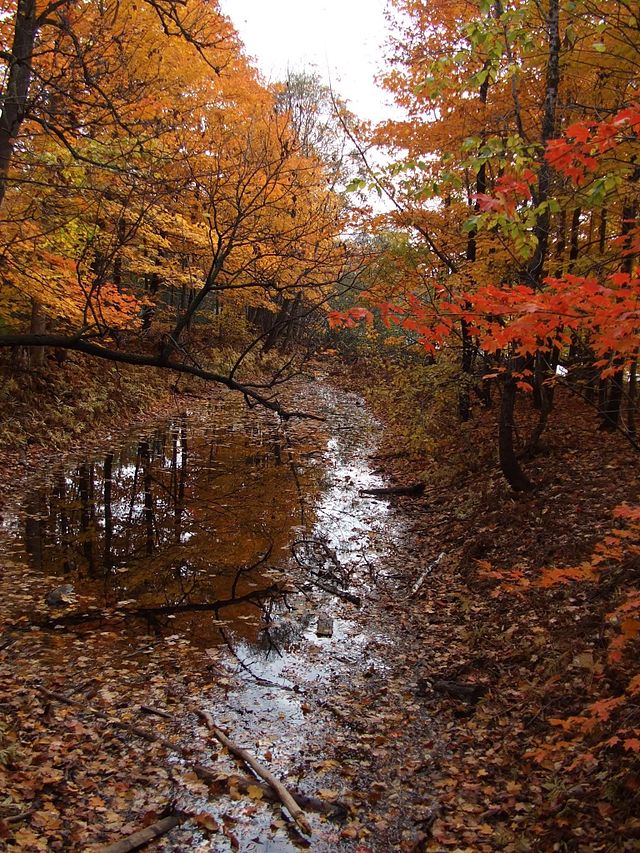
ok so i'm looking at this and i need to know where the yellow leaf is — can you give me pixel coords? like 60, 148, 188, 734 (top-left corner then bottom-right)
318, 788, 339, 800
246, 784, 264, 801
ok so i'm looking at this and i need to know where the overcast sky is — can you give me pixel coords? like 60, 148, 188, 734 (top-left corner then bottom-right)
218, 0, 398, 124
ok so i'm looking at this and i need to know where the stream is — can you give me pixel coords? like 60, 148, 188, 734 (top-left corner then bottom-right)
0, 378, 413, 851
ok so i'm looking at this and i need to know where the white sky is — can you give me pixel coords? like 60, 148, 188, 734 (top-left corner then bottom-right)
218, 0, 397, 125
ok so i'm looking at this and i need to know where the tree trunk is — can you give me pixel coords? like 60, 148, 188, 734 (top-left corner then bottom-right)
0, 0, 37, 210
600, 195, 637, 431
499, 374, 533, 491
628, 359, 637, 439
518, 0, 560, 457
29, 298, 47, 366
600, 369, 624, 432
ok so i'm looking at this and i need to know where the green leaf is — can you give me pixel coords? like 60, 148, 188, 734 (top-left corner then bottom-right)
345, 178, 367, 193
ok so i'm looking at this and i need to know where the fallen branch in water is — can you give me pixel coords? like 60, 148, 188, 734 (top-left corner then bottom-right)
195, 709, 312, 836
38, 690, 327, 834
97, 813, 184, 853
360, 482, 425, 498
132, 704, 343, 818
303, 576, 361, 606
219, 626, 297, 692
26, 585, 283, 630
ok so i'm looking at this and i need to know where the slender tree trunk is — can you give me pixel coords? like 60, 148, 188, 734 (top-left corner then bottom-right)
499, 373, 533, 491
628, 359, 637, 439
499, 0, 559, 486
600, 370, 624, 432
0, 0, 37, 210
568, 207, 581, 272
601, 195, 638, 430
29, 297, 47, 366
78, 463, 96, 577
262, 293, 302, 353
599, 208, 607, 253
103, 453, 113, 573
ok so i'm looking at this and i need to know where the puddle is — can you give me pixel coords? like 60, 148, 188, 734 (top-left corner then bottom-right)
0, 377, 410, 851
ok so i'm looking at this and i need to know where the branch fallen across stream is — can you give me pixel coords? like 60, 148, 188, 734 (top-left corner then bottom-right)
25, 584, 285, 630
37, 688, 339, 842
195, 709, 313, 836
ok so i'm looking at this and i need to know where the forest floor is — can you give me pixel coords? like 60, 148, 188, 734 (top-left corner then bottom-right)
0, 359, 639, 852
333, 364, 640, 852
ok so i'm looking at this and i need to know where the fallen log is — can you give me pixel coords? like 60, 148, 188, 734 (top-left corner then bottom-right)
196, 709, 312, 836
432, 680, 485, 703
359, 482, 425, 498
232, 773, 347, 819
97, 814, 184, 853
39, 689, 327, 833
136, 705, 344, 818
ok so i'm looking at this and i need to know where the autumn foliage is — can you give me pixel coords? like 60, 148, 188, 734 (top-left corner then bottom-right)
0, 0, 352, 404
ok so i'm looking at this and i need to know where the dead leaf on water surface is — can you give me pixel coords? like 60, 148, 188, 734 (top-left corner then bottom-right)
195, 812, 220, 831
318, 788, 340, 801
246, 784, 264, 801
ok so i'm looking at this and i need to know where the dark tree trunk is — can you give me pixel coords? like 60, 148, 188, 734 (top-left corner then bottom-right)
29, 297, 47, 366
568, 207, 581, 272
600, 195, 637, 431
499, 375, 533, 491
78, 463, 96, 577
0, 0, 37, 209
103, 453, 113, 573
262, 293, 302, 353
600, 370, 624, 432
500, 0, 559, 484
628, 359, 637, 439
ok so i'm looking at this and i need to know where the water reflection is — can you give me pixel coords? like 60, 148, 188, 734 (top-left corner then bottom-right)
13, 406, 315, 643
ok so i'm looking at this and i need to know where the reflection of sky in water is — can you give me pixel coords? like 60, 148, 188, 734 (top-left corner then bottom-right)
312, 390, 398, 574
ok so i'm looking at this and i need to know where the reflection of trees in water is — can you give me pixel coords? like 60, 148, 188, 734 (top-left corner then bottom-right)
104, 453, 113, 572
20, 413, 311, 633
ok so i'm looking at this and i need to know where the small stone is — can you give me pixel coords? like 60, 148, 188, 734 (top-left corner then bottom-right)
45, 584, 75, 607
316, 614, 334, 637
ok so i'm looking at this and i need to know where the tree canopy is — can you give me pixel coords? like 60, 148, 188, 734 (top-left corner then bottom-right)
0, 0, 356, 413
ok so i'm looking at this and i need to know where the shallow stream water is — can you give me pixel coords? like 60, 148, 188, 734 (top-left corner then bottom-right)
0, 378, 410, 851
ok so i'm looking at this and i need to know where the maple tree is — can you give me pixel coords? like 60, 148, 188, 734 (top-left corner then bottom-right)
330, 0, 640, 489
0, 0, 353, 412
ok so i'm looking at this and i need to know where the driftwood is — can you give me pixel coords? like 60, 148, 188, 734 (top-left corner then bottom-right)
227, 773, 347, 819
359, 482, 425, 498
196, 709, 312, 836
38, 689, 336, 837
135, 705, 343, 819
97, 814, 184, 853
